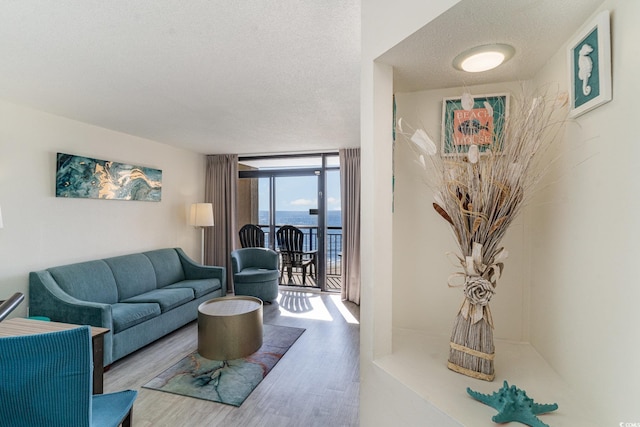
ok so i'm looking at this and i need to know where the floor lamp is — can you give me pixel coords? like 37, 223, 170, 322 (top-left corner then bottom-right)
190, 203, 214, 264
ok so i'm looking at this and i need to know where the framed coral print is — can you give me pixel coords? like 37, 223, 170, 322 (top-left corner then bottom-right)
567, 10, 612, 118
441, 93, 509, 156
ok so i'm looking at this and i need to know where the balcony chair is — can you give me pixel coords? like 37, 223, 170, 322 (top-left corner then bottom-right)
0, 325, 137, 427
239, 224, 265, 248
231, 247, 280, 303
276, 225, 316, 285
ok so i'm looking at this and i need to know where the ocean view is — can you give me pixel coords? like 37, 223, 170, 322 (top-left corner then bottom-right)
258, 210, 343, 264
258, 210, 342, 228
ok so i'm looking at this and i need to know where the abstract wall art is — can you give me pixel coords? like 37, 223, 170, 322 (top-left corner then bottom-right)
56, 153, 162, 201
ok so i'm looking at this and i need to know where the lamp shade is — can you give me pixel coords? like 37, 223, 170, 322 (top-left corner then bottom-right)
189, 203, 214, 227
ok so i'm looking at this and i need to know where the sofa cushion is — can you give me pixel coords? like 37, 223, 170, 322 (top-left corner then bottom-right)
111, 302, 161, 334
234, 267, 279, 283
143, 249, 186, 288
163, 278, 222, 299
104, 254, 157, 301
121, 288, 193, 312
48, 260, 118, 304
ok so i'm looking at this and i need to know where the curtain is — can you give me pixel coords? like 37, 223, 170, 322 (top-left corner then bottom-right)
340, 148, 361, 305
205, 154, 238, 292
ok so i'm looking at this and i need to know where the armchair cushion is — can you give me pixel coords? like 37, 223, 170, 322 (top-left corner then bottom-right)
92, 390, 138, 426
234, 267, 279, 283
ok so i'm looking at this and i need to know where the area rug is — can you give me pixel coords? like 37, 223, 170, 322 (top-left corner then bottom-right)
143, 324, 305, 407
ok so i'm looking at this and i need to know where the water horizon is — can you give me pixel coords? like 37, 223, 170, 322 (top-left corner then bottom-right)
259, 210, 342, 228
258, 210, 342, 261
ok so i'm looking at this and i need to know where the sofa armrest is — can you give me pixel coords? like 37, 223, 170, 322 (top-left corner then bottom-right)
175, 248, 227, 296
29, 271, 113, 328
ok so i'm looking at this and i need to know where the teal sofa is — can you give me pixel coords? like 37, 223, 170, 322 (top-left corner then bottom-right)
29, 248, 225, 366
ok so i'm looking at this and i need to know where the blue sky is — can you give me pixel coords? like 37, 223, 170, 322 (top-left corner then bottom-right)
259, 171, 341, 211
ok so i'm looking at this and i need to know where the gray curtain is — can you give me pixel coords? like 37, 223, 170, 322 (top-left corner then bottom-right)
340, 148, 361, 305
205, 154, 238, 292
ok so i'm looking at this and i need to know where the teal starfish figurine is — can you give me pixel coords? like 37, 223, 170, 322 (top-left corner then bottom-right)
467, 381, 558, 427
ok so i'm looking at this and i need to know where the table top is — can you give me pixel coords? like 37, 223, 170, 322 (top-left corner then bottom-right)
198, 296, 262, 317
0, 318, 109, 338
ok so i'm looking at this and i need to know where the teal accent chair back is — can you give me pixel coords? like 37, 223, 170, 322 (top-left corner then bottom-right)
0, 326, 137, 427
231, 247, 280, 302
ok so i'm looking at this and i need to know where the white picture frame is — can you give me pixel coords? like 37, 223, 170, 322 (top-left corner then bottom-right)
567, 10, 612, 118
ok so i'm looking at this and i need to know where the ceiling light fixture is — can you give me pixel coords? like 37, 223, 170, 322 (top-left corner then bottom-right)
453, 44, 515, 73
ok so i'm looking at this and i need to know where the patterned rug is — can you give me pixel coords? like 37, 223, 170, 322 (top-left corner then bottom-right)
143, 324, 305, 407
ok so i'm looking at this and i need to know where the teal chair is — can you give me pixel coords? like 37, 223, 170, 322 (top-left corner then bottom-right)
0, 325, 137, 427
231, 247, 279, 303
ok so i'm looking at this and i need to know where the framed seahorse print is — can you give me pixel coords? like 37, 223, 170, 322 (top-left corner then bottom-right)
568, 10, 612, 118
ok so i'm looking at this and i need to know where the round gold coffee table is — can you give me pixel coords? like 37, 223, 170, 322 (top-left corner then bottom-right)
197, 296, 263, 360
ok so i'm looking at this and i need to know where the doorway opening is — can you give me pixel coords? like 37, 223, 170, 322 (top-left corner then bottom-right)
238, 154, 341, 292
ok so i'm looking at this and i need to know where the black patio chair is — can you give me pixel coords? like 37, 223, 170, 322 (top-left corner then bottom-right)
239, 224, 265, 248
276, 225, 316, 285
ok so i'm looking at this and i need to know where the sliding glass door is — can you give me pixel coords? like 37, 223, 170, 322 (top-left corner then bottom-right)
238, 154, 340, 292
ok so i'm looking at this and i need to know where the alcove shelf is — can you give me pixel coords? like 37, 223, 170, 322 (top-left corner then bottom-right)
374, 329, 600, 426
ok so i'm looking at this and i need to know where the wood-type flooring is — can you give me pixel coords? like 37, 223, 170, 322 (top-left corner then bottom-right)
104, 290, 360, 427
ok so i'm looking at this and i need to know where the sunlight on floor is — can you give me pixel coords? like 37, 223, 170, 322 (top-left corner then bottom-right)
276, 291, 334, 321
328, 294, 359, 324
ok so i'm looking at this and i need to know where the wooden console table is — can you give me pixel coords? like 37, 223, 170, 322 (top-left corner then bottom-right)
0, 318, 109, 394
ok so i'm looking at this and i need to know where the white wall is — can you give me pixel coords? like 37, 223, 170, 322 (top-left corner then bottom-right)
359, 0, 460, 425
360, 0, 461, 364
0, 100, 205, 317
528, 1, 640, 423
365, 0, 640, 424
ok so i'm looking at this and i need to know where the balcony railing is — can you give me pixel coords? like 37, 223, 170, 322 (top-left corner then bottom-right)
259, 225, 342, 276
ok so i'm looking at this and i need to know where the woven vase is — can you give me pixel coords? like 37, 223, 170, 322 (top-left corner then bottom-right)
447, 299, 495, 381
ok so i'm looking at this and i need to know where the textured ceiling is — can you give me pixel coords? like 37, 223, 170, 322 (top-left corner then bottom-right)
379, 0, 604, 92
0, 1, 604, 155
0, 1, 361, 155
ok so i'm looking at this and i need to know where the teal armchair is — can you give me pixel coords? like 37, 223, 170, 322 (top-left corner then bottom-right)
0, 326, 137, 427
231, 247, 279, 303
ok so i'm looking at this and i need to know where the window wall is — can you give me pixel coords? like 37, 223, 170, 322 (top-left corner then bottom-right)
238, 154, 341, 292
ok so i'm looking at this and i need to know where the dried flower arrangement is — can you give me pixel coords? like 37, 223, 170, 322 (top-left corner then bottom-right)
398, 89, 567, 381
